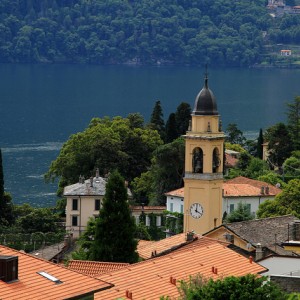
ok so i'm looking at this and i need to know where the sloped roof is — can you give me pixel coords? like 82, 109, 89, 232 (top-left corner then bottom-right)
0, 245, 112, 300
223, 215, 299, 248
223, 176, 282, 197
225, 152, 238, 168
67, 260, 129, 277
166, 177, 281, 198
165, 188, 184, 198
137, 233, 194, 259
63, 176, 107, 196
94, 236, 266, 300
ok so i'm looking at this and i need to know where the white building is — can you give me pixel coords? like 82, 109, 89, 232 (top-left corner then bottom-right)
165, 176, 282, 217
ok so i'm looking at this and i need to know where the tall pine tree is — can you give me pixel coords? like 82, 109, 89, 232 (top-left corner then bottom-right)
165, 113, 178, 143
175, 102, 191, 136
0, 149, 13, 226
90, 170, 138, 263
149, 100, 165, 141
256, 128, 264, 159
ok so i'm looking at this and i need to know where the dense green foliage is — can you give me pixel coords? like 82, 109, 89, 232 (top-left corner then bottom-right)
45, 115, 162, 196
257, 178, 300, 218
89, 170, 138, 263
0, 149, 14, 226
172, 274, 287, 300
225, 202, 254, 223
132, 137, 185, 205
0, 0, 283, 67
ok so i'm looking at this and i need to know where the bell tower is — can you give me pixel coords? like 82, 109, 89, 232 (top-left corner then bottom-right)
183, 71, 225, 234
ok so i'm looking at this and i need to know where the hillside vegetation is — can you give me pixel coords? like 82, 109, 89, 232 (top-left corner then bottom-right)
0, 0, 300, 66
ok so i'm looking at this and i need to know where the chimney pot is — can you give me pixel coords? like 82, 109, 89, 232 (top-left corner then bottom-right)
249, 256, 253, 264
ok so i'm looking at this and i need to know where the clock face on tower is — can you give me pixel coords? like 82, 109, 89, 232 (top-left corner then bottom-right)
190, 203, 204, 219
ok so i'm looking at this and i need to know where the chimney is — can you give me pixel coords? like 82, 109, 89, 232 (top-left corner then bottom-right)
0, 256, 18, 283
260, 186, 265, 194
265, 186, 269, 194
255, 243, 264, 261
95, 168, 99, 178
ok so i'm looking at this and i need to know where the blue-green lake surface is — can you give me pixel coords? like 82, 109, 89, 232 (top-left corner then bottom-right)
0, 64, 299, 206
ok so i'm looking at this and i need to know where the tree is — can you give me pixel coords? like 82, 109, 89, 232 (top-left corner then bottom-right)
45, 116, 162, 195
256, 128, 264, 159
175, 102, 191, 136
225, 123, 246, 145
136, 138, 185, 205
149, 100, 165, 141
286, 96, 300, 151
257, 179, 300, 218
283, 151, 300, 179
177, 274, 286, 300
165, 113, 178, 143
265, 123, 293, 169
89, 170, 138, 263
225, 202, 254, 223
0, 149, 13, 226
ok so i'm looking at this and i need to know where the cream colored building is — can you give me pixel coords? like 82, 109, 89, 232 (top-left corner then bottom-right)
64, 171, 107, 237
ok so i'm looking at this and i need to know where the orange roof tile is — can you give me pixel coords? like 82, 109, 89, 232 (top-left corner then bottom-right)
138, 233, 194, 260
0, 245, 112, 300
95, 237, 266, 300
165, 188, 184, 197
225, 153, 238, 168
165, 177, 281, 199
131, 206, 166, 212
67, 260, 129, 277
223, 176, 282, 197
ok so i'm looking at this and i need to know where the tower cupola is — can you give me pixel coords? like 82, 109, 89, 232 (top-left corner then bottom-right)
193, 74, 218, 116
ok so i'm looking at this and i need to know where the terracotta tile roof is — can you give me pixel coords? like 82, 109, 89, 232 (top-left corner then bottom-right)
165, 188, 184, 197
225, 152, 238, 168
138, 233, 195, 260
131, 206, 166, 212
95, 236, 266, 300
224, 215, 299, 248
165, 177, 281, 198
223, 176, 281, 197
0, 245, 112, 300
67, 260, 129, 277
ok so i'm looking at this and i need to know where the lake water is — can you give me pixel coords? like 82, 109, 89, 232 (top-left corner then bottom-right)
0, 64, 299, 207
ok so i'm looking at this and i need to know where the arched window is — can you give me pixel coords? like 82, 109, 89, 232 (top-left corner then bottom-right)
192, 147, 203, 173
212, 147, 221, 173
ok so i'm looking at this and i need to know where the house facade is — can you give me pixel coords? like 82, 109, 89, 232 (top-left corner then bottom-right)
64, 171, 107, 237
64, 170, 165, 237
166, 176, 281, 218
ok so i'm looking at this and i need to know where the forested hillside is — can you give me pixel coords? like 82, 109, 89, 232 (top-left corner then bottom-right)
0, 0, 299, 66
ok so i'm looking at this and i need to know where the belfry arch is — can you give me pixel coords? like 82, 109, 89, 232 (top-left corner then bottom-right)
192, 147, 203, 173
212, 147, 221, 173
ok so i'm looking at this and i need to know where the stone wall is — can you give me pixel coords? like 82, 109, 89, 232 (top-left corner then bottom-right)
270, 275, 300, 293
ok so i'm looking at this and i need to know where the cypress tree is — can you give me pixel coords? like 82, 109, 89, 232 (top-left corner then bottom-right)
175, 102, 191, 136
165, 113, 178, 143
256, 128, 264, 159
90, 170, 138, 263
0, 149, 13, 226
149, 100, 165, 141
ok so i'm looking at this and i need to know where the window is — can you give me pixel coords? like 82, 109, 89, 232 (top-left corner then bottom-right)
135, 216, 139, 225
180, 204, 184, 214
229, 204, 234, 213
156, 216, 161, 227
72, 199, 78, 211
95, 199, 100, 211
72, 215, 78, 226
146, 215, 150, 226
170, 203, 174, 212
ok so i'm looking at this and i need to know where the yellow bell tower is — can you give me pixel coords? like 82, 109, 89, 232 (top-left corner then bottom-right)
183, 72, 225, 235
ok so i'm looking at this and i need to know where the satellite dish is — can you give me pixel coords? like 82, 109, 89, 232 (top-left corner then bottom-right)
275, 183, 281, 188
